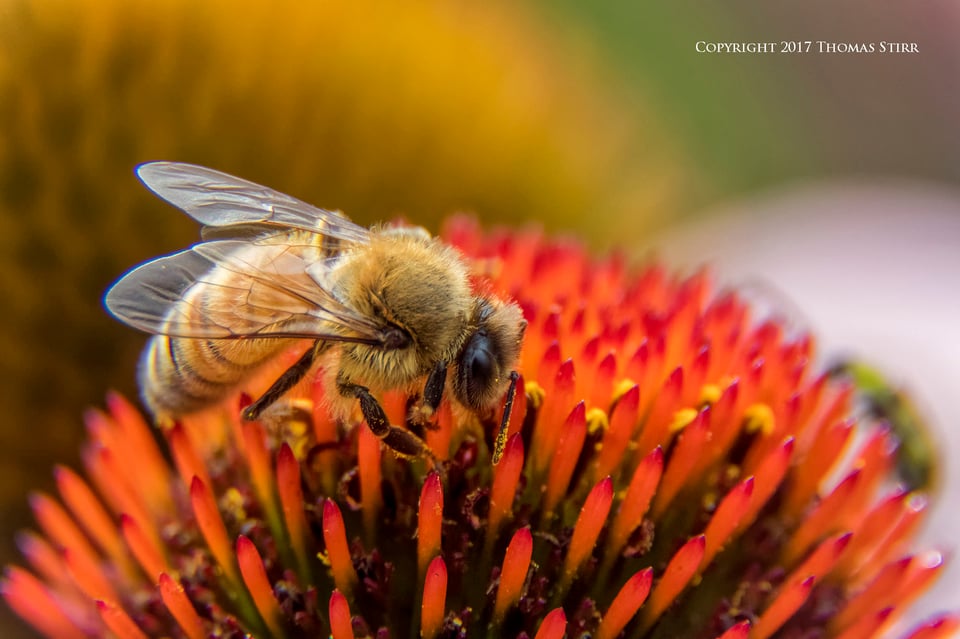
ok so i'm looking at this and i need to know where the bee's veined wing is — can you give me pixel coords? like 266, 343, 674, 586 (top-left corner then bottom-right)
136, 162, 371, 244
104, 239, 385, 343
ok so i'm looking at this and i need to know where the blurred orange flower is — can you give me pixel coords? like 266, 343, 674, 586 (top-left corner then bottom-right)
3, 218, 956, 638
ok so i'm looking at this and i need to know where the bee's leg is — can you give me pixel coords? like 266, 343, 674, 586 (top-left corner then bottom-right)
338, 377, 435, 461
491, 371, 520, 464
243, 342, 321, 421
409, 362, 447, 431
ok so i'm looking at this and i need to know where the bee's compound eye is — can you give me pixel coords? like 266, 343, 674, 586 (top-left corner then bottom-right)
459, 331, 498, 404
466, 346, 494, 386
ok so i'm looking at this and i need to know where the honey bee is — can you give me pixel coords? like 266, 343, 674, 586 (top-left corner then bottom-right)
105, 162, 525, 462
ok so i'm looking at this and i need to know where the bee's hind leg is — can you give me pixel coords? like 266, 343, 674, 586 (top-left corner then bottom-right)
338, 376, 436, 462
243, 342, 321, 421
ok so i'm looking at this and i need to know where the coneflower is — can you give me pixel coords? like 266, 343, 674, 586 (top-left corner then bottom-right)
3, 217, 955, 638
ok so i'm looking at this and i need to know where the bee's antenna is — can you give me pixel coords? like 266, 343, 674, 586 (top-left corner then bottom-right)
492, 371, 520, 464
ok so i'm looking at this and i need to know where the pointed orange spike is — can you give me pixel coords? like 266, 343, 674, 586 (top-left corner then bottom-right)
543, 402, 588, 515
29, 492, 101, 572
903, 615, 960, 639
596, 384, 640, 479
189, 476, 238, 584
896, 551, 947, 613
488, 434, 524, 540
859, 493, 928, 579
651, 407, 709, 519
531, 357, 577, 476
783, 420, 853, 518
168, 423, 211, 490
783, 469, 861, 566
713, 620, 750, 639
642, 535, 706, 629
276, 443, 309, 579
635, 367, 684, 457
595, 568, 653, 639
737, 438, 794, 534
329, 590, 355, 639
702, 477, 754, 569
833, 606, 894, 639
16, 532, 68, 589
357, 424, 382, 543
493, 527, 533, 623
54, 466, 130, 576
241, 421, 278, 523
96, 599, 149, 639
533, 608, 568, 639
236, 535, 282, 637
752, 576, 814, 639
159, 573, 205, 639
120, 514, 169, 581
607, 447, 663, 557
835, 488, 908, 577
0, 566, 87, 639
322, 499, 357, 596
63, 545, 118, 603
106, 392, 172, 515
841, 429, 898, 528
421, 556, 448, 639
781, 533, 852, 593
831, 556, 912, 632
418, 472, 444, 580
561, 477, 614, 591
587, 351, 618, 410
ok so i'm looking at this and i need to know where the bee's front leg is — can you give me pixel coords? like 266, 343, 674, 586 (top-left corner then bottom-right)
408, 361, 447, 431
338, 375, 435, 462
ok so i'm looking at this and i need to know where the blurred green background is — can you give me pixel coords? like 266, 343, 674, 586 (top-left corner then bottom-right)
2, 1, 957, 636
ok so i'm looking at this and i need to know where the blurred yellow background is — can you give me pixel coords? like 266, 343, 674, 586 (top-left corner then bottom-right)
2, 1, 958, 636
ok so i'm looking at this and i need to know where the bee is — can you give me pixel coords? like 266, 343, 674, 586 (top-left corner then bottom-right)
105, 162, 525, 462
827, 359, 938, 492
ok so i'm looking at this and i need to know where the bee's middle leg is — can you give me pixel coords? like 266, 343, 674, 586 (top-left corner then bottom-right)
243, 341, 323, 421
338, 376, 435, 461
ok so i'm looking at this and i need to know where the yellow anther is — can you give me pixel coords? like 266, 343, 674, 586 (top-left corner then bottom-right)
611, 378, 638, 404
221, 487, 247, 521
699, 383, 722, 407
669, 408, 699, 434
743, 403, 775, 435
586, 407, 609, 435
525, 381, 546, 410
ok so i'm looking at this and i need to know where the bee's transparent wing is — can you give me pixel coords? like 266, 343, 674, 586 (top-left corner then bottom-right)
136, 162, 371, 244
104, 239, 385, 343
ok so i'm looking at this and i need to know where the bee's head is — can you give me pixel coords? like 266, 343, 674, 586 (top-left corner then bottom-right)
452, 298, 526, 412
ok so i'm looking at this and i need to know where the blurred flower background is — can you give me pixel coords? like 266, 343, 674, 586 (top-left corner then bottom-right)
2, 0, 958, 636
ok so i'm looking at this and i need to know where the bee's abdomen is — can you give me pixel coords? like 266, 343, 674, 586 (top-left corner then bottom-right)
139, 335, 289, 417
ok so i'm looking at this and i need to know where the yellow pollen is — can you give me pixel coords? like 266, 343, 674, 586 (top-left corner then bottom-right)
221, 487, 247, 522
701, 491, 718, 511
586, 407, 609, 435
669, 408, 699, 434
725, 464, 742, 483
743, 403, 775, 435
699, 383, 722, 407
525, 381, 546, 410
611, 378, 638, 404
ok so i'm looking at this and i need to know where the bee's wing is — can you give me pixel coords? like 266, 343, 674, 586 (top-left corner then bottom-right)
104, 238, 385, 343
136, 162, 371, 244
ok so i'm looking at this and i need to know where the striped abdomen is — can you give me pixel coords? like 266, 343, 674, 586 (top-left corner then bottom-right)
139, 334, 294, 417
